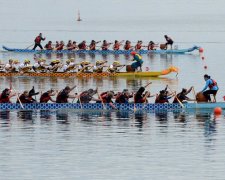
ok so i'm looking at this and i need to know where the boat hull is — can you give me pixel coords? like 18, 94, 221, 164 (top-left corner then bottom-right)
0, 103, 224, 110
0, 71, 173, 77
2, 45, 200, 54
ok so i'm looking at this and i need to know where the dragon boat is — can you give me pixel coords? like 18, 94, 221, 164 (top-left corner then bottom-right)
2, 45, 200, 54
0, 66, 178, 77
0, 102, 224, 111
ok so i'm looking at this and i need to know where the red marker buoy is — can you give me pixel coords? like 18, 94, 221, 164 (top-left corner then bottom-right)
199, 47, 204, 53
201, 56, 205, 60
214, 107, 222, 115
204, 65, 207, 69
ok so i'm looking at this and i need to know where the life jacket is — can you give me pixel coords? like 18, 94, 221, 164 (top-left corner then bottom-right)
113, 44, 120, 50
0, 94, 11, 103
56, 44, 64, 50
35, 36, 41, 44
148, 44, 155, 50
102, 43, 108, 50
45, 43, 52, 50
78, 43, 86, 50
208, 79, 217, 89
40, 92, 51, 103
155, 95, 169, 104
89, 43, 96, 50
115, 93, 129, 103
79, 91, 92, 103
135, 44, 142, 50
124, 44, 131, 50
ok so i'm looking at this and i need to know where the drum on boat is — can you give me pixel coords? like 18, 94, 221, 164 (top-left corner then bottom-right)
196, 92, 208, 103
126, 65, 135, 72
160, 44, 167, 50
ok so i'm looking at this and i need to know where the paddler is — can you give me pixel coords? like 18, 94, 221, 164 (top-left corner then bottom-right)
32, 33, 46, 50
99, 91, 117, 109
28, 86, 39, 103
56, 85, 77, 103
173, 87, 195, 103
147, 41, 158, 50
56, 41, 64, 50
123, 40, 132, 50
63, 59, 72, 72
155, 88, 175, 103
130, 51, 144, 71
19, 59, 32, 73
89, 40, 101, 50
200, 74, 219, 102
93, 60, 108, 73
107, 61, 125, 73
134, 87, 151, 103
0, 88, 16, 103
33, 58, 47, 72
48, 59, 62, 72
78, 61, 93, 73
101, 40, 112, 50
17, 89, 37, 103
115, 89, 133, 103
66, 40, 73, 50
113, 40, 124, 50
134, 40, 143, 50
40, 89, 56, 103
78, 40, 87, 50
5, 59, 18, 72
78, 88, 100, 103
44, 41, 54, 50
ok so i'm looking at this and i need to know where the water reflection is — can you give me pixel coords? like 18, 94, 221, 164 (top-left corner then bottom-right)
17, 110, 34, 122
56, 110, 69, 124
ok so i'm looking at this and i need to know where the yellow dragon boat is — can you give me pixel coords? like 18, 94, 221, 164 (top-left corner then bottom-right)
0, 66, 178, 78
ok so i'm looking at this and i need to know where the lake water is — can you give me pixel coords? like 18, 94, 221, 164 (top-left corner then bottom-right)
1, 0, 225, 179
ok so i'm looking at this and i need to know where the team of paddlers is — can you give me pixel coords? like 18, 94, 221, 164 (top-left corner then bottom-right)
0, 51, 144, 73
0, 74, 219, 109
32, 33, 174, 51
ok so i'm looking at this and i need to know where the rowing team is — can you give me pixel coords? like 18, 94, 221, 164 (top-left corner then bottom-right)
0, 52, 144, 73
0, 75, 219, 109
34, 33, 174, 51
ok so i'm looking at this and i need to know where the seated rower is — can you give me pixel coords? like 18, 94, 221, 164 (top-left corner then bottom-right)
56, 86, 77, 103
19, 59, 32, 73
155, 89, 175, 103
66, 40, 73, 50
17, 91, 33, 103
129, 51, 143, 72
134, 40, 143, 50
78, 88, 100, 103
123, 40, 132, 50
115, 89, 133, 103
108, 61, 125, 73
101, 40, 112, 50
78, 40, 87, 50
89, 40, 101, 50
78, 61, 93, 73
33, 58, 47, 72
44, 41, 54, 50
99, 91, 116, 109
40, 89, 56, 103
113, 40, 124, 50
173, 87, 195, 103
93, 60, 107, 73
48, 59, 62, 72
55, 41, 60, 49
56, 41, 64, 50
0, 88, 16, 103
147, 41, 158, 50
5, 59, 19, 72
71, 41, 78, 50
63, 59, 72, 72
134, 87, 151, 103
200, 74, 219, 102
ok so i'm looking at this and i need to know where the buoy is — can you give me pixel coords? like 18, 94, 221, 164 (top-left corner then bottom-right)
214, 107, 222, 115
204, 65, 207, 69
199, 47, 204, 53
223, 96, 225, 101
201, 56, 205, 60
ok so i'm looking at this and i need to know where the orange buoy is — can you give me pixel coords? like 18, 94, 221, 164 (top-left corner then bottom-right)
201, 56, 205, 60
204, 65, 207, 69
199, 47, 204, 53
214, 107, 222, 115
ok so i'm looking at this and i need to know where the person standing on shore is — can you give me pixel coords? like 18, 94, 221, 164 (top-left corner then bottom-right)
33, 33, 46, 50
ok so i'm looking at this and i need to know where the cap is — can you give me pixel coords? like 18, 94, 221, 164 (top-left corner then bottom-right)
130, 51, 136, 55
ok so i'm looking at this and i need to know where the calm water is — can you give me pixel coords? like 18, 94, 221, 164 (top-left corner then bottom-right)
1, 0, 225, 179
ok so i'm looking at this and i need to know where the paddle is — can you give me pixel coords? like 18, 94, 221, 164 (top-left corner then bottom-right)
25, 43, 34, 49
74, 87, 82, 108
167, 86, 184, 108
192, 87, 197, 103
11, 85, 24, 109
